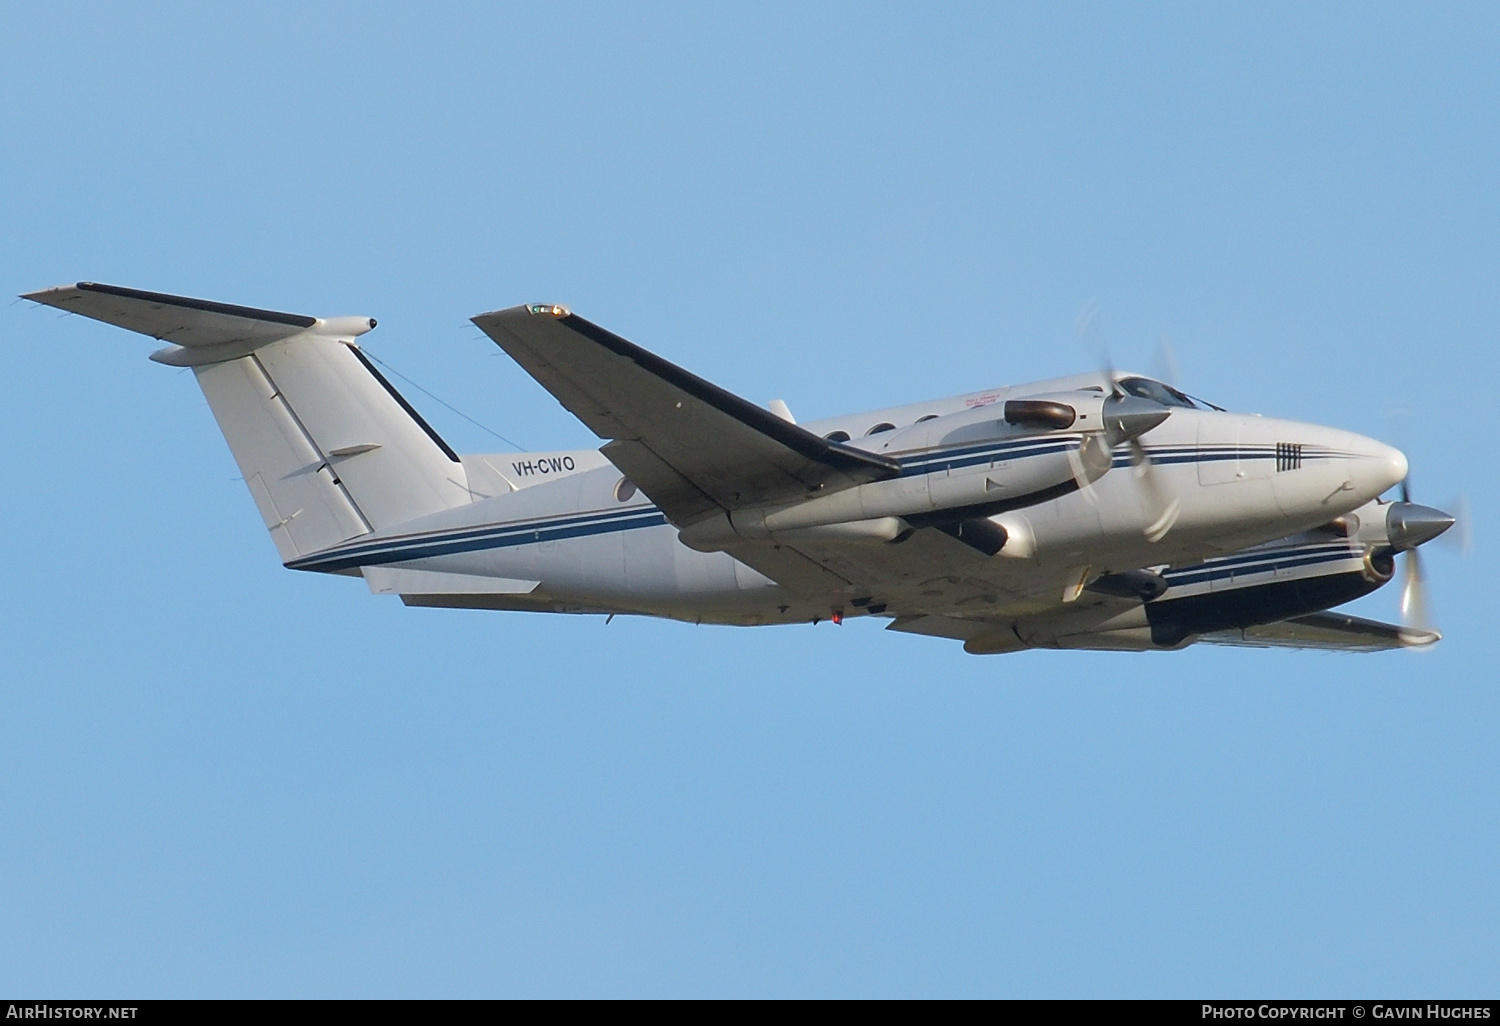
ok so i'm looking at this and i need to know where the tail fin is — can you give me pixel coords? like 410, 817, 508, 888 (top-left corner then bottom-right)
25, 283, 473, 562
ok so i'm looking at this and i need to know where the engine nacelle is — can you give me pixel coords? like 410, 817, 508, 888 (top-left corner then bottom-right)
678, 387, 1171, 552
678, 437, 1083, 551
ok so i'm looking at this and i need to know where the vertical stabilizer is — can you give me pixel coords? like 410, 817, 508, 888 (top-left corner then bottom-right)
193, 337, 473, 561
24, 283, 473, 563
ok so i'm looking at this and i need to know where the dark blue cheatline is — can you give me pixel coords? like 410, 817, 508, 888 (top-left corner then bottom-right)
289, 445, 1365, 575
288, 506, 670, 573
1161, 543, 1360, 590
897, 436, 1082, 475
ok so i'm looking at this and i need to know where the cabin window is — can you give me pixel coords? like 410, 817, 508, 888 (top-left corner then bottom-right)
614, 477, 637, 502
866, 422, 896, 435
823, 430, 851, 443
916, 414, 938, 423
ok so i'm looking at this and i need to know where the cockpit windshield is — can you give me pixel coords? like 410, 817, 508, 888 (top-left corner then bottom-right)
1117, 376, 1223, 411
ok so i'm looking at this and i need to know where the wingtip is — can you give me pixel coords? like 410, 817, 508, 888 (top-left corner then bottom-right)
1399, 627, 1442, 648
19, 283, 83, 304
471, 303, 572, 329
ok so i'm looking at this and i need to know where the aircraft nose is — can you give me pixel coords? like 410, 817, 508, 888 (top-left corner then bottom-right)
1349, 439, 1408, 500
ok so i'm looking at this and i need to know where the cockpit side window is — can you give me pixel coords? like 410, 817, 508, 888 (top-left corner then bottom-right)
1117, 376, 1222, 411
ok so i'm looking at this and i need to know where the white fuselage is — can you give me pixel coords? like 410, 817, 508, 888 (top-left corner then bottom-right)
25, 281, 1437, 654
294, 373, 1407, 629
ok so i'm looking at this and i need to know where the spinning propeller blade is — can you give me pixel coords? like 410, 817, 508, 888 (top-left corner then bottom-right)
1075, 309, 1179, 540
1099, 359, 1178, 542
1391, 478, 1457, 636
1129, 437, 1182, 543
1399, 546, 1433, 634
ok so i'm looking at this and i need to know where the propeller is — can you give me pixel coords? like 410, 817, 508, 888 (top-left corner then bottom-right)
1390, 478, 1457, 636
1381, 395, 1466, 637
1072, 305, 1179, 540
1100, 357, 1180, 542
1449, 491, 1473, 556
1399, 546, 1433, 634
1066, 432, 1114, 504
1151, 335, 1181, 389
1129, 436, 1182, 543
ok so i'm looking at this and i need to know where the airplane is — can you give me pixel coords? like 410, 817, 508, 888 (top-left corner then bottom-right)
23, 281, 1457, 654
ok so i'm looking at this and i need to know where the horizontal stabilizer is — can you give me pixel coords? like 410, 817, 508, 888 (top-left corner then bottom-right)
472, 305, 900, 526
362, 567, 540, 597
23, 282, 376, 366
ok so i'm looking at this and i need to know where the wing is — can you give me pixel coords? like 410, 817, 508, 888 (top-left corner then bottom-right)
877, 608, 1441, 655
1196, 611, 1440, 652
472, 305, 899, 526
474, 306, 1080, 613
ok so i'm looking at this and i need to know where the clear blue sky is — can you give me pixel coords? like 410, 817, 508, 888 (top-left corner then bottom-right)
2, 1, 1495, 997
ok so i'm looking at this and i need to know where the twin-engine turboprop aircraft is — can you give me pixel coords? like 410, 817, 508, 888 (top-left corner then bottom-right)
26, 282, 1456, 653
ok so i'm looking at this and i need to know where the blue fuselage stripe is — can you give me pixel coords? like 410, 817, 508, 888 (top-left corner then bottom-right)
1163, 547, 1359, 588
291, 442, 1358, 573
291, 508, 670, 572
898, 438, 1078, 474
